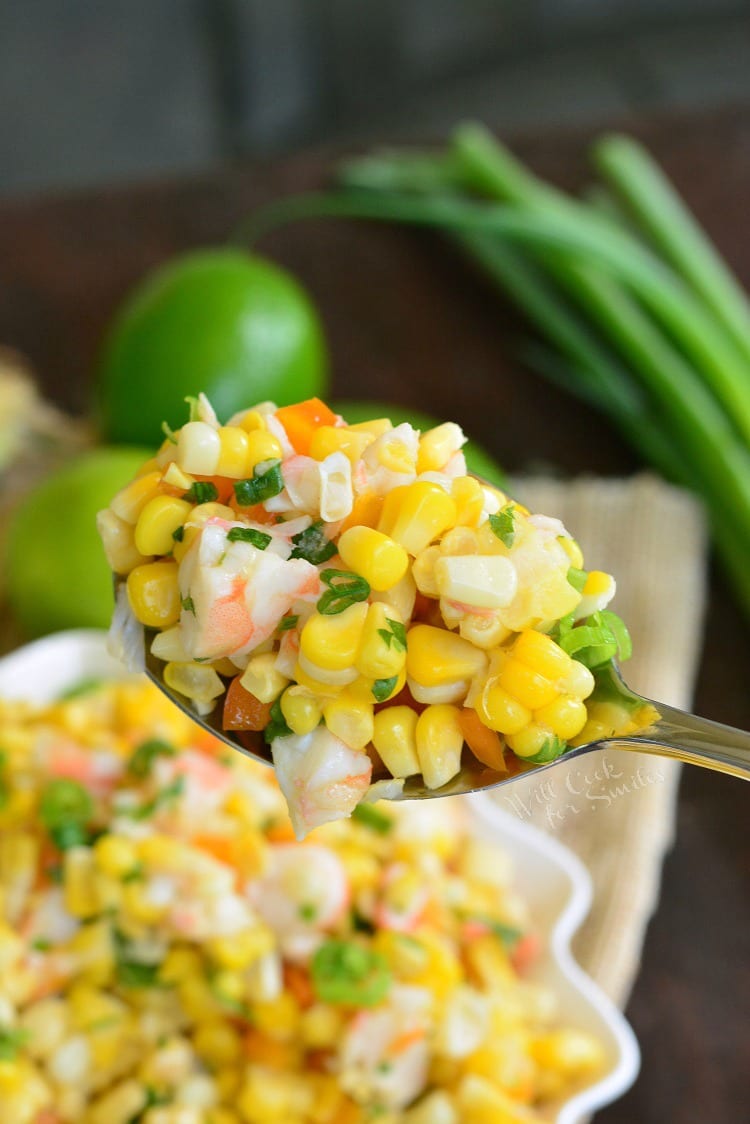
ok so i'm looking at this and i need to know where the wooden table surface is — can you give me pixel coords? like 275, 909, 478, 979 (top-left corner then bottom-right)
1, 107, 748, 1122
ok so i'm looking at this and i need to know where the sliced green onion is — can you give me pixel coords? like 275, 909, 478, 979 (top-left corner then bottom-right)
567, 567, 587, 593
351, 802, 394, 834
183, 481, 218, 505
40, 779, 93, 831
289, 520, 337, 564
0, 1026, 30, 1060
128, 738, 176, 778
317, 569, 371, 615
226, 526, 272, 549
233, 461, 284, 506
599, 610, 633, 662
311, 939, 391, 1007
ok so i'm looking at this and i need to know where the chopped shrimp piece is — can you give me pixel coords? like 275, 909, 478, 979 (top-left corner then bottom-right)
338, 986, 431, 1110
178, 523, 320, 660
249, 843, 350, 959
270, 728, 372, 839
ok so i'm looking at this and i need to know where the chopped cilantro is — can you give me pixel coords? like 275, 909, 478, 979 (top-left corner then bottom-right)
377, 618, 407, 652
181, 595, 195, 614
372, 676, 398, 703
278, 614, 299, 632
263, 694, 293, 745
172, 525, 185, 542
488, 504, 516, 547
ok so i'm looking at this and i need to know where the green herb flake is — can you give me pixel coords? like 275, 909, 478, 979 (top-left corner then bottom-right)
226, 526, 272, 549
128, 738, 176, 778
264, 694, 293, 745
122, 862, 146, 884
128, 777, 185, 821
181, 595, 196, 615
57, 677, 104, 701
172, 525, 185, 542
182, 481, 219, 504
488, 504, 516, 548
352, 803, 394, 834
0, 1026, 30, 1060
290, 520, 337, 564
114, 931, 167, 990
31, 937, 52, 952
233, 461, 284, 506
377, 618, 407, 652
372, 676, 398, 703
278, 614, 299, 632
317, 569, 371, 616
299, 903, 318, 922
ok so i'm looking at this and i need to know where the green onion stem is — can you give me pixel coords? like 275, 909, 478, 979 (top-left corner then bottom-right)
593, 134, 750, 370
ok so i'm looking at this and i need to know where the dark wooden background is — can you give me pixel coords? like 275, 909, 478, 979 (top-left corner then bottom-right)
0, 107, 748, 1121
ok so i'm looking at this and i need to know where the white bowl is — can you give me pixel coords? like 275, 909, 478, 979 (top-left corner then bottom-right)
0, 630, 639, 1122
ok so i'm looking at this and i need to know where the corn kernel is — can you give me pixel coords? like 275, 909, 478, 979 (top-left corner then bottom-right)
347, 416, 393, 437
159, 947, 203, 984
512, 629, 572, 681
193, 1021, 243, 1068
245, 430, 283, 473
63, 847, 99, 919
252, 992, 300, 1040
110, 470, 162, 524
412, 546, 441, 597
299, 603, 368, 672
240, 653, 290, 704
415, 705, 464, 790
300, 1005, 343, 1049
531, 1029, 606, 1076
506, 723, 549, 759
378, 481, 457, 555
338, 526, 409, 592
237, 409, 267, 433
535, 695, 587, 740
406, 624, 487, 688
94, 834, 139, 879
96, 509, 148, 574
323, 693, 374, 750
177, 420, 221, 474
477, 679, 532, 735
371, 569, 417, 622
451, 475, 485, 526
355, 603, 407, 681
496, 658, 558, 711
161, 460, 194, 491
309, 425, 373, 464
417, 422, 465, 473
126, 560, 181, 628
163, 661, 225, 705
134, 495, 193, 556
205, 927, 275, 970
280, 686, 325, 736
459, 613, 510, 650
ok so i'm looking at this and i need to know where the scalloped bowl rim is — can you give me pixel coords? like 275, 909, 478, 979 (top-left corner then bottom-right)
0, 630, 639, 1122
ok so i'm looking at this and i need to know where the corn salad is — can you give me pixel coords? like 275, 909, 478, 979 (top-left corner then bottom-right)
0, 677, 607, 1124
98, 395, 631, 836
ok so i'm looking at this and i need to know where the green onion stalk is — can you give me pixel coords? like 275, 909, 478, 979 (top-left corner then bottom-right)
241, 125, 750, 617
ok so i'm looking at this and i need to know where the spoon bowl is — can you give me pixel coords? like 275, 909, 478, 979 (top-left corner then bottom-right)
144, 642, 750, 797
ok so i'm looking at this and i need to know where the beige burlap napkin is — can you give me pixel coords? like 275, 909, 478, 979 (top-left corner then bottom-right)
488, 473, 708, 1007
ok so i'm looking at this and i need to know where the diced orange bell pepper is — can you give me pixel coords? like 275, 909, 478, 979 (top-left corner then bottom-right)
223, 677, 272, 731
275, 398, 338, 455
459, 708, 508, 773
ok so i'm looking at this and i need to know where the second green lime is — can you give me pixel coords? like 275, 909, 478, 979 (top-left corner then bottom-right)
96, 249, 329, 445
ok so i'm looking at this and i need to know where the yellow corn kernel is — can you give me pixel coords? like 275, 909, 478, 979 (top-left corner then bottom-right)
213, 425, 249, 478
293, 661, 346, 694
338, 526, 409, 592
309, 425, 373, 464
240, 653, 290, 704
252, 993, 301, 1040
506, 723, 549, 759
378, 481, 457, 555
535, 695, 588, 740
406, 624, 487, 688
63, 847, 99, 919
86, 1080, 147, 1124
237, 409, 267, 433
477, 679, 532, 735
434, 554, 517, 610
161, 460, 195, 491
323, 694, 374, 750
300, 1005, 343, 1050
583, 569, 616, 599
496, 657, 558, 711
347, 416, 393, 437
245, 429, 283, 473
339, 490, 384, 533
179, 975, 223, 1022
280, 686, 324, 736
208, 1105, 242, 1124
299, 603, 368, 673
531, 1029, 606, 1077
163, 661, 225, 705
417, 421, 465, 473
560, 659, 595, 700
126, 560, 181, 628
451, 475, 485, 526
134, 495, 193, 556
121, 879, 166, 924
93, 834, 139, 879
159, 947, 203, 984
67, 920, 114, 987
415, 704, 464, 790
176, 420, 221, 474
439, 525, 480, 556
411, 545, 441, 597
193, 1020, 243, 1068
558, 535, 584, 569
96, 509, 148, 574
205, 927, 275, 970
110, 470, 162, 524
455, 1074, 532, 1123
512, 629, 572, 681
355, 603, 407, 680
400, 930, 462, 1000
459, 613, 510, 650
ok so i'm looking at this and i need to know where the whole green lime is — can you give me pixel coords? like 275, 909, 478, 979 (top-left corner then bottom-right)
96, 249, 329, 445
333, 400, 506, 487
5, 447, 151, 638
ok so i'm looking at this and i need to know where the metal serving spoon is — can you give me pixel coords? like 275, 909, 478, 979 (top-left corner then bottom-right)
144, 641, 750, 798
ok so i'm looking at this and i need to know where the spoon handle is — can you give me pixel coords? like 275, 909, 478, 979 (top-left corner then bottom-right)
612, 702, 750, 780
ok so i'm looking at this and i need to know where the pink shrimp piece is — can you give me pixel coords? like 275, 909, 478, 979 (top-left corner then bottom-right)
270, 728, 372, 839
338, 986, 431, 1109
